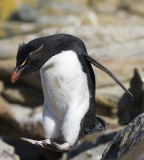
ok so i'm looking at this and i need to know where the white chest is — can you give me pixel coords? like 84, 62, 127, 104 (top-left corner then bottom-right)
40, 50, 89, 120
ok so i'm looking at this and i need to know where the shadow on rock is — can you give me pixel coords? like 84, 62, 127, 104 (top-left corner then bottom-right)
118, 68, 144, 125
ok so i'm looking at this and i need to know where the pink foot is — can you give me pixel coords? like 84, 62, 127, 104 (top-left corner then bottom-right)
21, 137, 51, 148
21, 137, 70, 152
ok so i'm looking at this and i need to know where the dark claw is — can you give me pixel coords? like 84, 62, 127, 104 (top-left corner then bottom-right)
35, 142, 44, 148
42, 140, 62, 152
42, 140, 55, 150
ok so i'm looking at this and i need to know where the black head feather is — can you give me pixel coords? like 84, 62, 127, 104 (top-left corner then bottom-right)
17, 43, 33, 67
18, 42, 26, 49
15, 34, 87, 76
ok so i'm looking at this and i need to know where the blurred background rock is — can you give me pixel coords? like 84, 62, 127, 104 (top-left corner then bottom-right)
0, 0, 144, 160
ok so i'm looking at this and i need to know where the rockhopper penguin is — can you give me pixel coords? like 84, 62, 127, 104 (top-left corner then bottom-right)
11, 34, 133, 152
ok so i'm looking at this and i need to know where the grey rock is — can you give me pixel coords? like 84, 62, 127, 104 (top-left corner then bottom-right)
0, 96, 9, 109
0, 41, 17, 59
2, 85, 43, 106
69, 143, 109, 160
0, 22, 38, 39
90, 0, 120, 14
11, 0, 88, 22
0, 139, 20, 160
0, 58, 15, 82
95, 82, 129, 117
0, 104, 44, 139
0, 34, 38, 59
118, 69, 144, 124
102, 112, 144, 160
120, 139, 144, 160
36, 15, 82, 28
120, 0, 144, 16
1, 11, 97, 39
64, 127, 122, 160
0, 80, 4, 94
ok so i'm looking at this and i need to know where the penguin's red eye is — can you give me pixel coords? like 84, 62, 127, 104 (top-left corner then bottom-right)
27, 61, 31, 65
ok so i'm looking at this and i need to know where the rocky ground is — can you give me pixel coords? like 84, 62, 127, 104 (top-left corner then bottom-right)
0, 0, 144, 160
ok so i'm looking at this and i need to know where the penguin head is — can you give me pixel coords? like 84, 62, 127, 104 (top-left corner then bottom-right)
11, 34, 82, 83
11, 40, 45, 83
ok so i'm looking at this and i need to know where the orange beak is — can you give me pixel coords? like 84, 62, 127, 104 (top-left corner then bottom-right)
11, 68, 23, 83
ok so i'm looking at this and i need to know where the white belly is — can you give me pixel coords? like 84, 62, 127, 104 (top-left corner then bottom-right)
40, 50, 89, 121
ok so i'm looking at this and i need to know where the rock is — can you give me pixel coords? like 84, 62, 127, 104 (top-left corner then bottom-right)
2, 85, 43, 106
0, 138, 20, 160
66, 125, 122, 160
0, 104, 44, 139
95, 82, 129, 117
120, 139, 144, 160
65, 119, 122, 160
0, 58, 16, 82
0, 12, 97, 39
0, 21, 38, 39
0, 103, 64, 160
3, 137, 63, 160
96, 94, 117, 117
0, 96, 9, 110
97, 11, 144, 25
0, 38, 17, 59
118, 69, 144, 125
102, 112, 144, 160
0, 81, 4, 94
11, 0, 88, 22
0, 0, 89, 22
0, 34, 38, 59
120, 0, 144, 16
90, 0, 120, 14
69, 143, 109, 160
0, 0, 17, 21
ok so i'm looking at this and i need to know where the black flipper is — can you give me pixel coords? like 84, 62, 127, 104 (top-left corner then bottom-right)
84, 54, 133, 98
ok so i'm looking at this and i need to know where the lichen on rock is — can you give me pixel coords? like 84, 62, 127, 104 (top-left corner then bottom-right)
101, 112, 144, 160
118, 69, 144, 125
